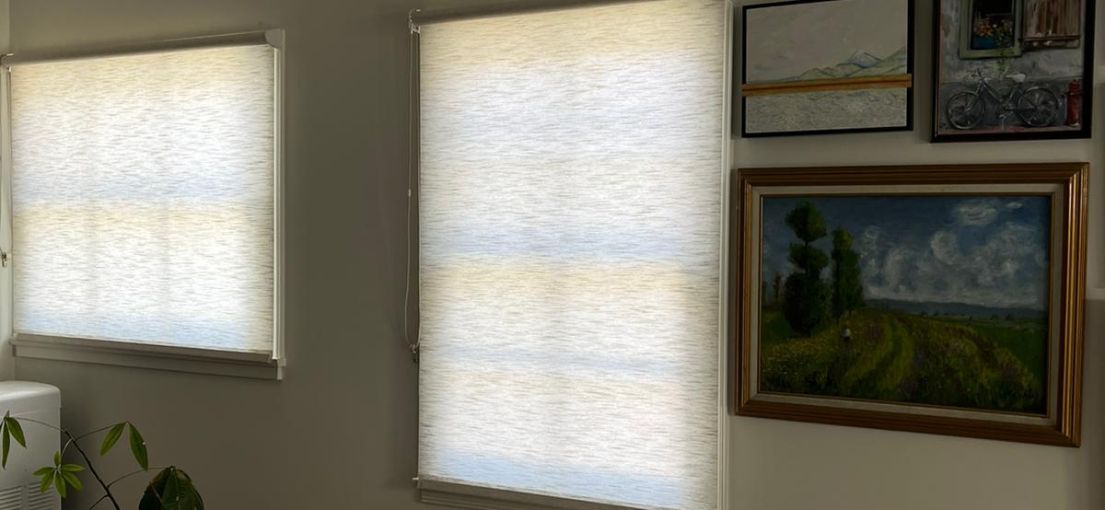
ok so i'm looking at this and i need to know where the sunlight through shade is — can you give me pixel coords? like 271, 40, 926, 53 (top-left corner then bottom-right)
418, 1, 724, 508
10, 45, 276, 353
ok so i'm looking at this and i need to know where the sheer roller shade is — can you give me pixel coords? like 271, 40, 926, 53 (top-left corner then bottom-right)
418, 1, 724, 509
9, 44, 277, 353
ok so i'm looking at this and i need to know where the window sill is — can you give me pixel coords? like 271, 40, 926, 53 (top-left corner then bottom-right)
417, 478, 647, 510
11, 334, 282, 380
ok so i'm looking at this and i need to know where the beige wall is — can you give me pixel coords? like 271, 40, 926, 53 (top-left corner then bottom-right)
731, 1, 1104, 509
5, 0, 1103, 509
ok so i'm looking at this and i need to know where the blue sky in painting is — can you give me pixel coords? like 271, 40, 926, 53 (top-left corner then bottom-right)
762, 196, 1050, 310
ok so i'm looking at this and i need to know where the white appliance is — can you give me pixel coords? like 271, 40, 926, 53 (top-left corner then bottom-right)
0, 382, 60, 510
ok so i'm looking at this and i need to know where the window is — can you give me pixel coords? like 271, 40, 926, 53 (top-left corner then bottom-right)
4, 35, 283, 378
416, 1, 726, 509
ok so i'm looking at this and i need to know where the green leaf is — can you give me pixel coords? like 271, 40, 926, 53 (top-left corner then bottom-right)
37, 470, 53, 493
5, 417, 25, 448
53, 471, 66, 498
140, 467, 204, 510
178, 469, 205, 510
32, 467, 53, 477
139, 469, 167, 510
60, 464, 84, 473
2, 425, 10, 468
128, 423, 148, 470
100, 423, 126, 456
52, 451, 60, 466
60, 470, 82, 492
161, 468, 182, 505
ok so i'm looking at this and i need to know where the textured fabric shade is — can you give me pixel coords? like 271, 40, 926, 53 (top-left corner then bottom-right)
9, 44, 276, 353
417, 1, 724, 509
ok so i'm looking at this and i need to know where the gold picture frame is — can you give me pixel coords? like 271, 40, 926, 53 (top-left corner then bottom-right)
731, 163, 1087, 447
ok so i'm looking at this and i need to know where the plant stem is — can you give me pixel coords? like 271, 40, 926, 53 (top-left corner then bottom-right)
88, 493, 110, 509
62, 430, 121, 510
73, 424, 120, 443
11, 417, 133, 510
15, 418, 118, 443
13, 417, 62, 432
107, 466, 165, 488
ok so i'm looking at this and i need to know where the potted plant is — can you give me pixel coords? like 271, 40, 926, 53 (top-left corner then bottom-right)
0, 412, 202, 509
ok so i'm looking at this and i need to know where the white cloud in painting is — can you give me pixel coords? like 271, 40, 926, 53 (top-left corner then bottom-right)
953, 199, 1001, 226
862, 222, 1047, 309
929, 230, 960, 265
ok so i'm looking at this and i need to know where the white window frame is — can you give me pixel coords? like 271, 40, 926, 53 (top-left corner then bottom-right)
0, 30, 286, 380
410, 0, 734, 508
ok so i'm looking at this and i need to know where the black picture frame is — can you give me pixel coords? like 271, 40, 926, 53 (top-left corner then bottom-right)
740, 0, 916, 138
931, 0, 1096, 143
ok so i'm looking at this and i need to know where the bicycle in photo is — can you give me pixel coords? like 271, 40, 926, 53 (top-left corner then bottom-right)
945, 69, 1060, 130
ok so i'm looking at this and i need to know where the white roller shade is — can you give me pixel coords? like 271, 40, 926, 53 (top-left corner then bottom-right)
9, 44, 276, 353
418, 1, 724, 509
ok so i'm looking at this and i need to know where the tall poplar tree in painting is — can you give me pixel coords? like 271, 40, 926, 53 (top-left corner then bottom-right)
783, 201, 829, 336
772, 272, 782, 306
831, 228, 864, 320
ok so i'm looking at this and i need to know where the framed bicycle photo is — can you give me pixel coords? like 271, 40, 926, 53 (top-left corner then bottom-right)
933, 0, 1095, 142
732, 163, 1089, 446
741, 0, 914, 137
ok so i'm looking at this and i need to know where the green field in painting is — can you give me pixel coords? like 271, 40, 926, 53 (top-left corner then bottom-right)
760, 307, 1047, 414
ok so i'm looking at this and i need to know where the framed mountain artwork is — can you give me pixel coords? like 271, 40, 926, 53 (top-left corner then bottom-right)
732, 163, 1088, 447
933, 0, 1095, 141
740, 0, 915, 137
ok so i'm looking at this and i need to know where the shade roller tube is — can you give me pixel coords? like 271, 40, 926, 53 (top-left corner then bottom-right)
417, 1, 725, 509
1, 31, 277, 67
9, 43, 278, 354
410, 0, 662, 26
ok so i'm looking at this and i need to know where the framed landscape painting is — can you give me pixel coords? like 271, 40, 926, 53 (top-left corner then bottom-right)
933, 0, 1095, 141
732, 163, 1087, 446
741, 0, 914, 137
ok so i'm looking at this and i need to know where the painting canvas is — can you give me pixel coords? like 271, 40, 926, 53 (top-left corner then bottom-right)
934, 0, 1095, 141
734, 164, 1088, 446
759, 195, 1049, 414
741, 0, 914, 137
